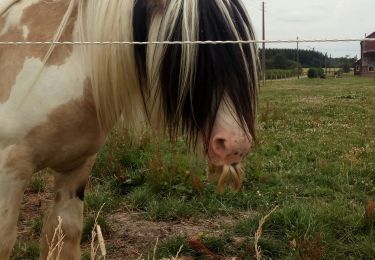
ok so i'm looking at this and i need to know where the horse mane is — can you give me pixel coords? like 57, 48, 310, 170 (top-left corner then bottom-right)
79, 0, 259, 145
77, 0, 147, 133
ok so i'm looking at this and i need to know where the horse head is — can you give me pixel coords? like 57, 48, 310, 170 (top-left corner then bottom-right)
81, 0, 259, 189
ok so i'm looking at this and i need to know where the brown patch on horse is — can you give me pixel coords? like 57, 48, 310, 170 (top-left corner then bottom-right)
22, 0, 77, 65
0, 12, 23, 103
0, 0, 77, 103
23, 79, 104, 172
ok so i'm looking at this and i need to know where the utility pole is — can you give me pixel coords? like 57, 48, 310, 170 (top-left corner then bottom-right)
262, 1, 266, 86
296, 36, 299, 79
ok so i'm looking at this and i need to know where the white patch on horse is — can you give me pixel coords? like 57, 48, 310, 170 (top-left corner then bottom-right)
21, 25, 29, 38
0, 51, 85, 148
0, 0, 40, 36
0, 0, 18, 15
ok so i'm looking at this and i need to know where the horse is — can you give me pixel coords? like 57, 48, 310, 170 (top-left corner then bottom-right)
0, 0, 259, 258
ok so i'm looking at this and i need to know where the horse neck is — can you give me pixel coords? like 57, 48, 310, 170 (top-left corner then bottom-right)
78, 0, 148, 133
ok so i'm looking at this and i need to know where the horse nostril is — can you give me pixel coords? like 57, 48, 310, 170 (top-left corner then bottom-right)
214, 138, 226, 151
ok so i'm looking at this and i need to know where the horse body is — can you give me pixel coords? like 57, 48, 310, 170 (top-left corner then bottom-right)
0, 0, 258, 258
0, 1, 102, 258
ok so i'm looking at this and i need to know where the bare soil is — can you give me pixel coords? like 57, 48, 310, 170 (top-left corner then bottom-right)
17, 179, 251, 259
103, 210, 240, 259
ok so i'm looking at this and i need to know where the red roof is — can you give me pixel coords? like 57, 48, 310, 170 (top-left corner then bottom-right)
363, 32, 375, 52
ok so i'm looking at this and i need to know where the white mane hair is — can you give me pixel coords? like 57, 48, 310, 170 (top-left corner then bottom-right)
77, 0, 146, 132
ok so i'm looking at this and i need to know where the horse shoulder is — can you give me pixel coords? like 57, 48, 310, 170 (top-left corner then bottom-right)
0, 0, 103, 170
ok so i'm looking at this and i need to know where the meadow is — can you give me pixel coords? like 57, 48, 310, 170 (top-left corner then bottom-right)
15, 76, 374, 259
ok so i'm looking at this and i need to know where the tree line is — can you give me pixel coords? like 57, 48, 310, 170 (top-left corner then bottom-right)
263, 48, 356, 71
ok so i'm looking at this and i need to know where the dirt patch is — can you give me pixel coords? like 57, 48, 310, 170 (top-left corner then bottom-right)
96, 210, 251, 259
17, 174, 252, 259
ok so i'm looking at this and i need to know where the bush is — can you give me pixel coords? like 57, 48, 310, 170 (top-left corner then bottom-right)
307, 68, 324, 78
342, 62, 351, 73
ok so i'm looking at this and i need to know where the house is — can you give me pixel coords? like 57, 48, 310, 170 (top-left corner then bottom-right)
355, 32, 375, 76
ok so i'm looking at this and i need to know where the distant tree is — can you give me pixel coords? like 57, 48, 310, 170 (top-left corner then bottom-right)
264, 48, 355, 71
342, 62, 351, 73
308, 68, 324, 78
272, 54, 289, 69
308, 68, 318, 78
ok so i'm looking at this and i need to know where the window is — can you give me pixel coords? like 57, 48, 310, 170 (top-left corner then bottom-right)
356, 65, 360, 72
369, 66, 374, 72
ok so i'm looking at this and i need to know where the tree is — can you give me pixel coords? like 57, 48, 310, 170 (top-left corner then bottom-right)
308, 68, 324, 78
342, 62, 351, 73
272, 54, 289, 69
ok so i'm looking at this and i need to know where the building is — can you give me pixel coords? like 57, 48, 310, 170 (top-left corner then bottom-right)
355, 32, 375, 76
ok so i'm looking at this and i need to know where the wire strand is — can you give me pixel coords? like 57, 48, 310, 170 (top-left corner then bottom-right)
0, 38, 374, 45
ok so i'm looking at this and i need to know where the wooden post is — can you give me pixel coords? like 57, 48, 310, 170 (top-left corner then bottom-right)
297, 36, 300, 79
262, 2, 266, 86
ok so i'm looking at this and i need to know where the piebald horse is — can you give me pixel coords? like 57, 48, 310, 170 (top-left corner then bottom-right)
0, 0, 258, 259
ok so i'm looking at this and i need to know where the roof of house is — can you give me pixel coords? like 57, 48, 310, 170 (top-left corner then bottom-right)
362, 32, 375, 53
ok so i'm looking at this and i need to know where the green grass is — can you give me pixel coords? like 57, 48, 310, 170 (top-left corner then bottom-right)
12, 241, 39, 260
29, 172, 47, 193
86, 76, 375, 258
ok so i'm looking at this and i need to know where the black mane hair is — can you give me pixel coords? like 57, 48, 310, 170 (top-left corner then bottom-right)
133, 0, 259, 149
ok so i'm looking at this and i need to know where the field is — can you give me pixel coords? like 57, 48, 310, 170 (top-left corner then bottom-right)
15, 76, 375, 259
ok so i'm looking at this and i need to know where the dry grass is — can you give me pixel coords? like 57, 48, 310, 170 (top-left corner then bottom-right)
46, 216, 65, 260
254, 206, 278, 260
90, 204, 107, 260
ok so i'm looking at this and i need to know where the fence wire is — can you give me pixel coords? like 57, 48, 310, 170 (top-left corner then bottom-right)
0, 38, 374, 45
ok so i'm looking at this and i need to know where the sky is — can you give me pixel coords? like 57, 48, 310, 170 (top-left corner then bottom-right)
242, 0, 375, 58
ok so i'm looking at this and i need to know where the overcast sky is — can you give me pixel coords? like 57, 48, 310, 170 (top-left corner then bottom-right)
243, 0, 375, 58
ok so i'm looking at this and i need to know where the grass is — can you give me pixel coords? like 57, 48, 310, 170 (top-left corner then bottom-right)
15, 76, 375, 258
12, 241, 39, 260
29, 172, 47, 193
266, 69, 300, 80
92, 76, 374, 258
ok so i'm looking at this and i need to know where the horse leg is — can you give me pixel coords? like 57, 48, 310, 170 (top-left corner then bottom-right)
40, 156, 96, 260
0, 146, 33, 259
